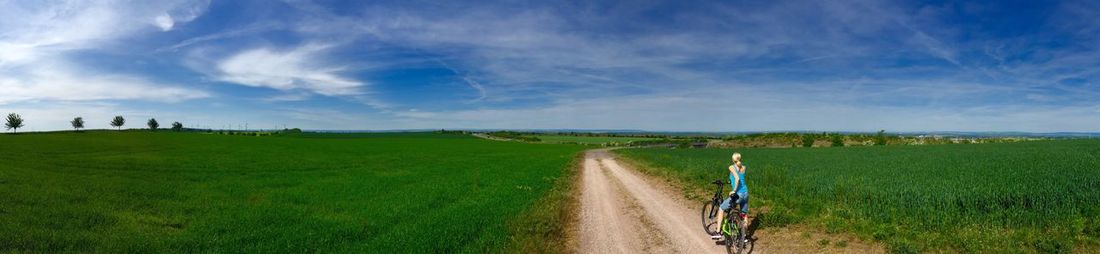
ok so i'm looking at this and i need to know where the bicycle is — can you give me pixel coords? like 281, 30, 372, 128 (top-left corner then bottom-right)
702, 180, 747, 254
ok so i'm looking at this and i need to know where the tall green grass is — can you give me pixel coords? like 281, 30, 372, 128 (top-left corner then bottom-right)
616, 140, 1100, 253
0, 132, 583, 253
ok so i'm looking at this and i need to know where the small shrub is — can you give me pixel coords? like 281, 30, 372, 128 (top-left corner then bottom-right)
874, 130, 887, 146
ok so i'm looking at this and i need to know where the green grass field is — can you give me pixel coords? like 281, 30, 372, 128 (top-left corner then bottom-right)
616, 140, 1100, 253
531, 135, 658, 145
0, 131, 584, 253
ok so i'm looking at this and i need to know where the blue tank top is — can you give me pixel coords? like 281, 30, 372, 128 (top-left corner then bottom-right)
731, 165, 748, 194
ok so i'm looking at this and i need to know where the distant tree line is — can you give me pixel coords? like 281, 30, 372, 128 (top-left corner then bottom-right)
3, 113, 192, 133
486, 131, 545, 141
435, 129, 470, 135
550, 131, 668, 139
628, 138, 708, 148
486, 131, 542, 142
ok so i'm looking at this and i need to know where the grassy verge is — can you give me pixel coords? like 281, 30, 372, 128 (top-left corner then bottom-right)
610, 153, 712, 202
505, 153, 583, 253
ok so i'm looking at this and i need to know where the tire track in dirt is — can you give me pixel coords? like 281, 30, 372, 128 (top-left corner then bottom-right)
578, 151, 644, 253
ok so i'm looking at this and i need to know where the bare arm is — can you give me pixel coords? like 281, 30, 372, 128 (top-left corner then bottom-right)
729, 165, 739, 195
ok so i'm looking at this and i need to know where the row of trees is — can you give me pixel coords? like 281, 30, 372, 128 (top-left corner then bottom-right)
4, 113, 183, 133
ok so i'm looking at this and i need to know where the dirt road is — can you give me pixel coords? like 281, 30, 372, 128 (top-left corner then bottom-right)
578, 150, 722, 253
576, 149, 882, 254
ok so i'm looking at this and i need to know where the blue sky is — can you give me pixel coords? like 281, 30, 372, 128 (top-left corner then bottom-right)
1, 0, 1099, 132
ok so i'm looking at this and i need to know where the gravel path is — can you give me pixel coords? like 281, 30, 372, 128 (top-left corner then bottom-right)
578, 150, 722, 253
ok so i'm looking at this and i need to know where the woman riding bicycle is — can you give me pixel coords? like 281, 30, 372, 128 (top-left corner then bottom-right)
711, 152, 749, 240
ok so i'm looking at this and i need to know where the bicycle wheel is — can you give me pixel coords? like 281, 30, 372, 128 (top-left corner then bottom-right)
729, 236, 743, 254
701, 201, 719, 235
725, 216, 744, 254
721, 218, 739, 253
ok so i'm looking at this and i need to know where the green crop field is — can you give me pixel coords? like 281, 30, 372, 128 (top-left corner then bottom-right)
616, 140, 1100, 253
0, 131, 584, 253
531, 135, 658, 145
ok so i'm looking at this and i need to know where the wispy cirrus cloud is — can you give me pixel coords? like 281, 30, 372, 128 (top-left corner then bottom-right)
159, 21, 281, 52
0, 0, 211, 106
0, 62, 208, 104
211, 44, 365, 97
289, 0, 1093, 132
5, 0, 1100, 132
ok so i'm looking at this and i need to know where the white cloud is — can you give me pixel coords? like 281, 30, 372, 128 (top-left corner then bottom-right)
0, 1, 211, 105
0, 1, 208, 59
152, 0, 209, 31
154, 13, 175, 31
0, 61, 208, 104
214, 44, 365, 96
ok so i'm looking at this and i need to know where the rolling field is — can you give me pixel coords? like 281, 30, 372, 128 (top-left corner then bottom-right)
616, 140, 1100, 253
0, 132, 583, 253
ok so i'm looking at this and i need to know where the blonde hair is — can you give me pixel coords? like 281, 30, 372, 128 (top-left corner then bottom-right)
731, 153, 743, 169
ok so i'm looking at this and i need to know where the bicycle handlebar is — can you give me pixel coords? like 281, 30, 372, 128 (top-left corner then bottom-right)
712, 180, 724, 185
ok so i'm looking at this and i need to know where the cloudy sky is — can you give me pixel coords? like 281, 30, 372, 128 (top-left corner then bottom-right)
1, 0, 1099, 132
